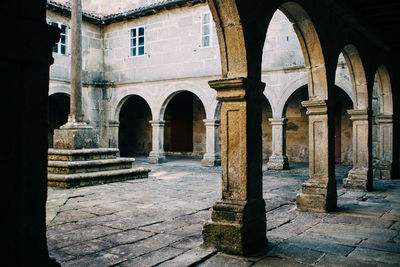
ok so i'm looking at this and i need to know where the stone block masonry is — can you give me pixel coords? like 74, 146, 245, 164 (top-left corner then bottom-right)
48, 148, 150, 188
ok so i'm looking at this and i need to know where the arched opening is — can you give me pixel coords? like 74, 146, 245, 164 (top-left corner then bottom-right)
164, 91, 206, 159
118, 95, 152, 157
283, 85, 309, 163
48, 93, 70, 148
262, 4, 335, 212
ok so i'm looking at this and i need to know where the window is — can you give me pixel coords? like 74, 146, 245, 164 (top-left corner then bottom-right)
201, 13, 218, 47
50, 22, 68, 55
130, 26, 145, 57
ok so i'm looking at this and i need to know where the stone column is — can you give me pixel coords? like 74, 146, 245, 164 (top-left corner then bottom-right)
201, 119, 221, 166
53, 0, 98, 149
374, 114, 393, 179
296, 100, 337, 212
202, 77, 267, 255
267, 118, 289, 170
69, 0, 83, 124
344, 109, 373, 190
148, 120, 166, 163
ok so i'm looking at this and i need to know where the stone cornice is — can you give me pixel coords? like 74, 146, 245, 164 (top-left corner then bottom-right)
47, 0, 206, 25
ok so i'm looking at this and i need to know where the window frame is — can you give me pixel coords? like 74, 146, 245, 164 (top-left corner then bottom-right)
50, 21, 69, 56
129, 26, 146, 57
200, 12, 218, 48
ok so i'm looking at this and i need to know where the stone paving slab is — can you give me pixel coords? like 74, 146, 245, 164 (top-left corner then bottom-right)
46, 159, 400, 266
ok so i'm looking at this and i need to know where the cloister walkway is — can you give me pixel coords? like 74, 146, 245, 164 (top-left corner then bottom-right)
46, 158, 400, 266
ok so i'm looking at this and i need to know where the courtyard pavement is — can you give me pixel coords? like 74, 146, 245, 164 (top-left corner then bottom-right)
46, 157, 400, 266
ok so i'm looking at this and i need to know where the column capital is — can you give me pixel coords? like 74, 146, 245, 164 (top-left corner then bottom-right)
347, 109, 370, 121
149, 120, 165, 126
268, 118, 288, 125
301, 99, 327, 115
203, 119, 220, 126
209, 77, 265, 101
107, 120, 120, 127
375, 114, 393, 124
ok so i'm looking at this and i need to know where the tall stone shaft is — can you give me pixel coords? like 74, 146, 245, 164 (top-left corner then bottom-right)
69, 0, 83, 123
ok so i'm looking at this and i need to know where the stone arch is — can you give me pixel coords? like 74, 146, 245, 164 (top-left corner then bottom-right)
159, 88, 209, 121
372, 64, 394, 179
162, 90, 207, 157
213, 101, 222, 120
49, 84, 70, 96
282, 85, 309, 163
340, 44, 373, 190
375, 65, 393, 114
341, 44, 368, 109
208, 0, 248, 78
334, 52, 354, 102
279, 2, 328, 100
263, 92, 277, 118
114, 92, 154, 122
275, 77, 308, 118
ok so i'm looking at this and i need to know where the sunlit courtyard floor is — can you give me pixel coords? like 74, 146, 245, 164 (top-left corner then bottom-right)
46, 157, 400, 266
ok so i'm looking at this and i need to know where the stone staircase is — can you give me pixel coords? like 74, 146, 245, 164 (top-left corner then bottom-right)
48, 148, 151, 188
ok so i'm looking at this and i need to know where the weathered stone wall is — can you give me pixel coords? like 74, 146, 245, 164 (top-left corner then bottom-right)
103, 4, 221, 83
47, 3, 354, 163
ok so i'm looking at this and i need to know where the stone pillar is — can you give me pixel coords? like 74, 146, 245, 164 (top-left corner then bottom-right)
202, 77, 267, 255
148, 120, 166, 163
53, 0, 98, 149
375, 114, 393, 179
201, 119, 221, 167
69, 0, 83, 124
344, 109, 373, 190
267, 118, 289, 170
296, 100, 337, 212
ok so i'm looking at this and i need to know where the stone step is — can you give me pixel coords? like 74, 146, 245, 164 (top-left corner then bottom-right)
48, 158, 135, 174
48, 148, 119, 161
48, 167, 151, 188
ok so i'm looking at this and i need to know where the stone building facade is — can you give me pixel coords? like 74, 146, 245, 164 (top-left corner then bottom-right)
47, 0, 362, 169
6, 0, 399, 264
47, 0, 392, 179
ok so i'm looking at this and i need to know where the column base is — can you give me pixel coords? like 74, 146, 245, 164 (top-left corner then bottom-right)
374, 161, 392, 180
266, 155, 289, 170
147, 152, 165, 164
201, 154, 221, 167
296, 181, 337, 212
53, 122, 99, 149
202, 199, 267, 256
343, 168, 372, 191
